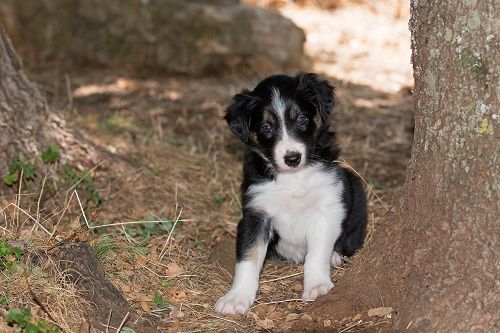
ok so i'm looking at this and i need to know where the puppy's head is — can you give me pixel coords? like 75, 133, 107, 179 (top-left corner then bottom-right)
225, 73, 334, 172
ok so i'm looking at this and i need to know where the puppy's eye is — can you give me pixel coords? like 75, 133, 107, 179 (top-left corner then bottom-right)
297, 115, 309, 126
261, 123, 273, 134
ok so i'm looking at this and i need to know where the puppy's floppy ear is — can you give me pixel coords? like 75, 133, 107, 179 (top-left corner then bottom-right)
224, 89, 258, 143
296, 72, 335, 124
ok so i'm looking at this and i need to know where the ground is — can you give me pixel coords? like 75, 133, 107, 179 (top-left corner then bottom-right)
0, 2, 413, 332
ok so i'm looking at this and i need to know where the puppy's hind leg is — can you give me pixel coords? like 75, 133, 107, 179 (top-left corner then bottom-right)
330, 251, 343, 267
215, 212, 270, 314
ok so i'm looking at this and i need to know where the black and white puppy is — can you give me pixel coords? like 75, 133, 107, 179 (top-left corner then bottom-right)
215, 73, 367, 315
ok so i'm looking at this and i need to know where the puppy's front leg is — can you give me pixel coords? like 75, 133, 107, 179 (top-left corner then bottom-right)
215, 213, 270, 314
302, 218, 342, 301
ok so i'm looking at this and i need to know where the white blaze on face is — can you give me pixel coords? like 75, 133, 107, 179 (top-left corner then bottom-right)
271, 88, 306, 171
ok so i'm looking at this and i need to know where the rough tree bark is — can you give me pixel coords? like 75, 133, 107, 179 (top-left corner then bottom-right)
0, 25, 103, 172
306, 1, 498, 332
54, 244, 157, 332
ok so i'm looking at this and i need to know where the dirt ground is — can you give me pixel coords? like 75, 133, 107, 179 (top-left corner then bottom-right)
1, 2, 414, 332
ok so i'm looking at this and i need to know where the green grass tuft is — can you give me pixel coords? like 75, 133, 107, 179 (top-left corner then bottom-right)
41, 144, 61, 164
153, 291, 169, 310
0, 240, 23, 270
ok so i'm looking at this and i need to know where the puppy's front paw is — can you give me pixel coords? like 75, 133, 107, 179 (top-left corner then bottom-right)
215, 290, 255, 314
302, 280, 334, 301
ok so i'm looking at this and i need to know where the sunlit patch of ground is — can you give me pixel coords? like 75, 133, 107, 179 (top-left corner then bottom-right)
279, 1, 412, 92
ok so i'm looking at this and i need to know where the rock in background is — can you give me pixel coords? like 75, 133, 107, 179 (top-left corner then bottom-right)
0, 0, 305, 75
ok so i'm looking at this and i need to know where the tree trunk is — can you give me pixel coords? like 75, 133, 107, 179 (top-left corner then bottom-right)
0, 25, 102, 172
306, 1, 498, 332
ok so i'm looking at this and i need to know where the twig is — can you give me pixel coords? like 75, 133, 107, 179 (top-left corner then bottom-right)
338, 320, 363, 333
15, 168, 23, 231
115, 311, 130, 333
137, 260, 194, 279
339, 158, 389, 212
160, 204, 183, 261
121, 226, 138, 245
65, 74, 73, 112
90, 219, 194, 229
33, 166, 51, 233
230, 183, 241, 210
251, 298, 308, 308
65, 162, 104, 201
157, 186, 183, 262
260, 271, 303, 284
106, 309, 112, 333
1, 203, 51, 236
50, 190, 76, 239
74, 189, 194, 229
203, 313, 246, 328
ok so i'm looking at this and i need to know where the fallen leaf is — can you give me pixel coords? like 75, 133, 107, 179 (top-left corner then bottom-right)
291, 283, 303, 292
352, 313, 362, 321
165, 262, 184, 277
256, 318, 275, 329
140, 300, 151, 312
368, 307, 393, 317
167, 287, 189, 302
285, 313, 299, 322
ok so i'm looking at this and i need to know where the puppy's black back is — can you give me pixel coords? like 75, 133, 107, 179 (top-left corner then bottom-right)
334, 167, 368, 256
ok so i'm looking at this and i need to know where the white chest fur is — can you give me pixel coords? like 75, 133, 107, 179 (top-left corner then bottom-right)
247, 164, 345, 262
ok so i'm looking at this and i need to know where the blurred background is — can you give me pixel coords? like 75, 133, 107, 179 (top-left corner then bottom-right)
0, 1, 414, 332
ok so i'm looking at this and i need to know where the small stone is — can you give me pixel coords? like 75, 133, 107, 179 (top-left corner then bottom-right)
301, 314, 313, 321
286, 313, 299, 322
323, 319, 332, 327
291, 283, 303, 292
368, 307, 393, 317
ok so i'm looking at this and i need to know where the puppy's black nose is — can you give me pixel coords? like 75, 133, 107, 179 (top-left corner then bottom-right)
284, 151, 301, 167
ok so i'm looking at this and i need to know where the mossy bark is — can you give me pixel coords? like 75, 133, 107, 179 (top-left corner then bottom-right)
305, 1, 498, 331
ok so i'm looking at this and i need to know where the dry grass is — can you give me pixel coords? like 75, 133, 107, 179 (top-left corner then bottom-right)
0, 234, 91, 332
0, 71, 410, 332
